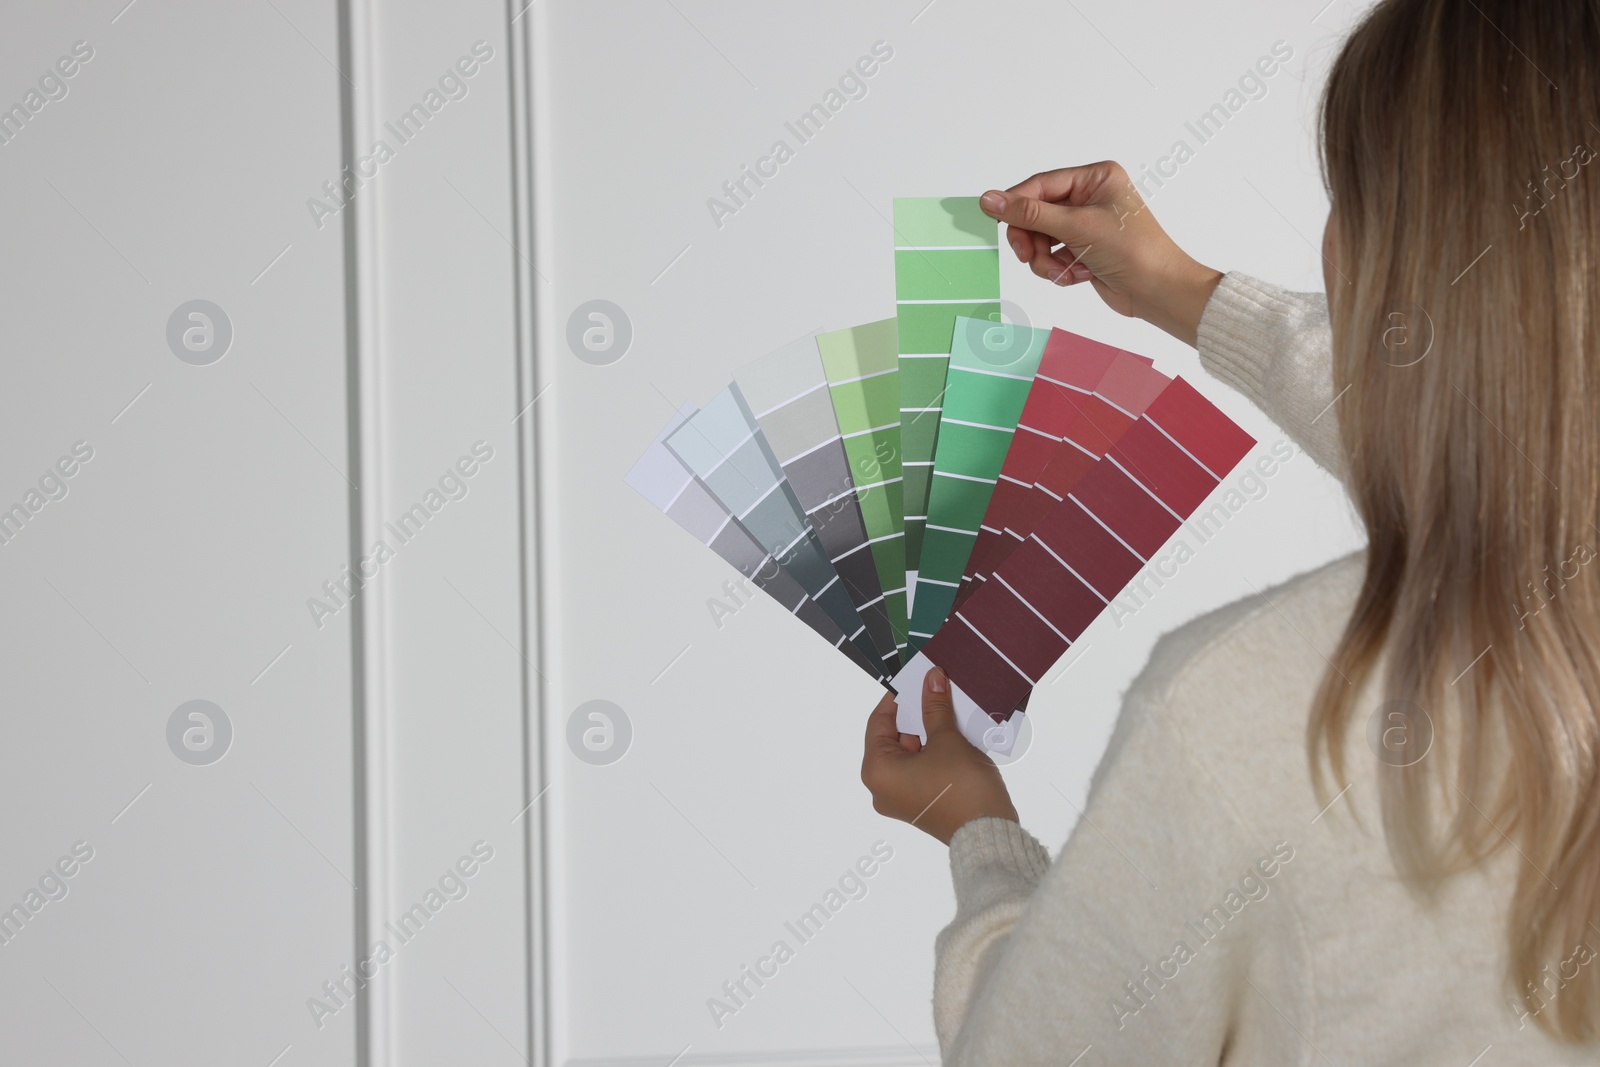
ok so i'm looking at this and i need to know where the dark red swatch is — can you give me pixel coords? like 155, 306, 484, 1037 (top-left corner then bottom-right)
922, 375, 1257, 721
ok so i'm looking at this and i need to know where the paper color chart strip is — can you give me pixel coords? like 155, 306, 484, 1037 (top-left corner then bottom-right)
1029, 353, 1171, 523
665, 386, 889, 675
895, 377, 1256, 728
733, 338, 899, 668
625, 408, 883, 679
894, 197, 1000, 575
960, 347, 1168, 608
816, 319, 908, 655
957, 330, 1131, 601
906, 318, 1049, 651
618, 186, 1269, 708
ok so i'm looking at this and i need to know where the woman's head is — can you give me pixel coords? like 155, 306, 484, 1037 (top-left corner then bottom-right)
1314, 0, 1600, 1041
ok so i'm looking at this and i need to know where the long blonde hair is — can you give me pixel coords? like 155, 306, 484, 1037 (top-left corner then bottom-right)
1312, 0, 1600, 1040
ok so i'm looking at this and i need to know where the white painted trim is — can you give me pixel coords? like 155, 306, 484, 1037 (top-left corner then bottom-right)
336, 0, 393, 1060
514, 1, 554, 1063
346, 3, 546, 1063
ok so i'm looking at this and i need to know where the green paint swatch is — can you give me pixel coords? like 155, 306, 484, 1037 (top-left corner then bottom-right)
817, 318, 907, 658
906, 318, 1049, 651
894, 197, 1001, 577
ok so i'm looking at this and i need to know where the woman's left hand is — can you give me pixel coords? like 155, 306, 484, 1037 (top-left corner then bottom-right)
861, 668, 1019, 844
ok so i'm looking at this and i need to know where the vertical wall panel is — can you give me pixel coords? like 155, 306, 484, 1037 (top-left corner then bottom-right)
0, 2, 358, 1065
531, 2, 1367, 1064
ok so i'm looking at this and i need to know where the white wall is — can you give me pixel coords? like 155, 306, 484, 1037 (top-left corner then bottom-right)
0, 2, 536, 1066
533, 1, 1367, 1064
0, 2, 359, 1064
0, 1, 1374, 1065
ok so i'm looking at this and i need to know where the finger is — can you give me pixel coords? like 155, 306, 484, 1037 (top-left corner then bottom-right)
1059, 260, 1095, 285
1028, 244, 1087, 286
980, 190, 1092, 249
1004, 225, 1053, 265
1022, 230, 1061, 281
921, 667, 961, 737
1029, 244, 1065, 284
1049, 247, 1096, 286
1026, 229, 1057, 265
1006, 227, 1045, 268
1029, 245, 1068, 284
1004, 227, 1031, 262
1005, 161, 1123, 207
899, 732, 923, 754
864, 688, 903, 755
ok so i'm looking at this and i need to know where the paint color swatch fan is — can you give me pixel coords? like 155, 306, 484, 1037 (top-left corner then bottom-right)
626, 197, 1256, 753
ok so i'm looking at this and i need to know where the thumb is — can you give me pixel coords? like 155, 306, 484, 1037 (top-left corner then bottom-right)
979, 189, 1095, 247
922, 667, 961, 737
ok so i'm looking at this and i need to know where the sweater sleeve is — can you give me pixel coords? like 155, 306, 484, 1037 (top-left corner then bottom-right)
1195, 272, 1344, 479
932, 693, 1287, 1065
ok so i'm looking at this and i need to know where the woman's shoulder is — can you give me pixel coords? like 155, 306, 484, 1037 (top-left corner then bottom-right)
1093, 551, 1368, 794
1131, 550, 1365, 710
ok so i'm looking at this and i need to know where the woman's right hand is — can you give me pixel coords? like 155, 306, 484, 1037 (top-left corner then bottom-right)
979, 161, 1224, 348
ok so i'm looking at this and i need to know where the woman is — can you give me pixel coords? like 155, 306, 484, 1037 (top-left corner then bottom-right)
861, 0, 1600, 1061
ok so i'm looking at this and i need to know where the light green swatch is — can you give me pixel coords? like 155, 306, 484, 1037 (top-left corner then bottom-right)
894, 197, 1000, 577
817, 318, 907, 657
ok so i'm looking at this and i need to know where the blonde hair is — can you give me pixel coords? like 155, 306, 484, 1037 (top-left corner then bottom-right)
1313, 0, 1600, 1040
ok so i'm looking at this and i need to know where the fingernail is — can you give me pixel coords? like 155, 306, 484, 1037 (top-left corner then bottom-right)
1008, 233, 1025, 257
980, 191, 1006, 215
927, 668, 948, 694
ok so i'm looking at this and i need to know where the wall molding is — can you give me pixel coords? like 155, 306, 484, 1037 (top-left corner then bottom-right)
506, 0, 553, 1063
335, 0, 393, 1062
337, 1, 546, 1062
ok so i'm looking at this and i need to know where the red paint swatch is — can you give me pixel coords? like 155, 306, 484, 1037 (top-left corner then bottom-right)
921, 375, 1256, 722
958, 350, 1168, 612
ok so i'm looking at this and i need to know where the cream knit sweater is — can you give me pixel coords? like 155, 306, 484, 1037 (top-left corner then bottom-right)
932, 274, 1598, 1065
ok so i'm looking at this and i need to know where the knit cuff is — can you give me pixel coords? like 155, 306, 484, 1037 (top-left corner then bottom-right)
1196, 271, 1310, 402
948, 817, 1051, 913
